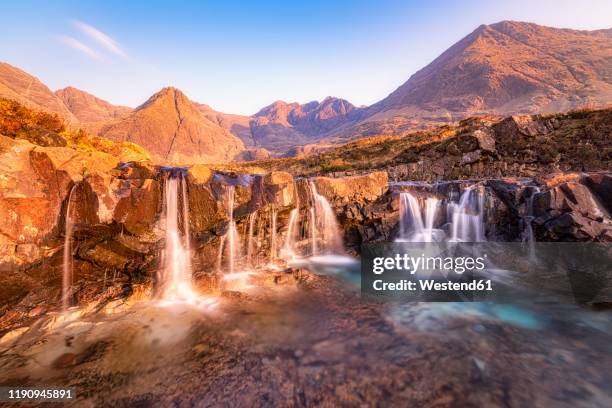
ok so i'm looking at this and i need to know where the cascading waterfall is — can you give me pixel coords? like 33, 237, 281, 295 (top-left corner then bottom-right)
309, 181, 344, 255
523, 187, 540, 260
159, 169, 195, 300
397, 192, 442, 242
220, 185, 242, 274
281, 208, 299, 260
449, 185, 486, 242
246, 210, 258, 268
62, 184, 77, 311
270, 206, 277, 262
310, 207, 317, 256
281, 182, 301, 260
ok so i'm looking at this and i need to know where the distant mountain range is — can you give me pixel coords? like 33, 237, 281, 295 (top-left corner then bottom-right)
0, 21, 610, 162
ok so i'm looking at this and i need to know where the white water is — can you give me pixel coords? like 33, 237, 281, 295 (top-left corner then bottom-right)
397, 192, 442, 242
309, 182, 344, 255
62, 185, 77, 311
449, 185, 486, 242
523, 187, 540, 260
246, 210, 258, 267
310, 207, 317, 256
270, 206, 277, 262
220, 186, 242, 274
159, 171, 195, 300
280, 208, 299, 260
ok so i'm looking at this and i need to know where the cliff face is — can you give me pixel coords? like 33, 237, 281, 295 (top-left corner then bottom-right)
96, 88, 245, 163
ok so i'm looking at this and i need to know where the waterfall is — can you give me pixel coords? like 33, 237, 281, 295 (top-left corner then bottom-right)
62, 184, 77, 311
181, 176, 191, 255
309, 181, 344, 255
310, 207, 317, 256
280, 208, 299, 260
270, 206, 277, 261
220, 185, 242, 274
158, 169, 194, 300
397, 192, 442, 242
523, 186, 540, 260
246, 210, 258, 267
449, 185, 486, 242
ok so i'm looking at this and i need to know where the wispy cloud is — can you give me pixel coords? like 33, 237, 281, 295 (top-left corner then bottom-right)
57, 35, 101, 60
72, 20, 127, 58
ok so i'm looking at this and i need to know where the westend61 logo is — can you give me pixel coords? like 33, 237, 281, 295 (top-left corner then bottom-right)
361, 242, 612, 303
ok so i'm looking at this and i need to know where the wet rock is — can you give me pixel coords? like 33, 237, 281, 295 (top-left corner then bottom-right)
583, 173, 612, 213
533, 181, 612, 241
114, 161, 156, 180
113, 179, 161, 236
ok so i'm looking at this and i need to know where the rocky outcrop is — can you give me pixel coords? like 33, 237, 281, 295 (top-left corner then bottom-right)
533, 180, 612, 241
0, 154, 298, 312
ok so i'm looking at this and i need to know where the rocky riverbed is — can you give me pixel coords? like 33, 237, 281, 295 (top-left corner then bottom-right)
1, 269, 611, 407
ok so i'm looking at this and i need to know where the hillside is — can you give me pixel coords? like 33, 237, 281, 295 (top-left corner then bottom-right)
0, 62, 76, 123
56, 86, 132, 123
96, 87, 245, 163
246, 108, 612, 180
339, 21, 612, 139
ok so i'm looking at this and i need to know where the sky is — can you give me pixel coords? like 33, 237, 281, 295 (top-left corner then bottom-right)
1, 0, 610, 115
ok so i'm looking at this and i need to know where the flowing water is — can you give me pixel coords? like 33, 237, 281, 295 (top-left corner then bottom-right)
246, 210, 258, 267
281, 208, 299, 260
220, 185, 242, 274
62, 184, 77, 311
397, 192, 442, 242
309, 181, 344, 255
449, 185, 486, 242
2, 175, 611, 406
523, 186, 540, 261
158, 170, 195, 300
270, 206, 277, 262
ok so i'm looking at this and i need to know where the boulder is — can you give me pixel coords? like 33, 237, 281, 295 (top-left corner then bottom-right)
312, 171, 388, 204
533, 181, 612, 241
583, 173, 612, 213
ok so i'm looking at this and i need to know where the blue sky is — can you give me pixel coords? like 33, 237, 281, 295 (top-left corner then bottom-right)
1, 0, 610, 114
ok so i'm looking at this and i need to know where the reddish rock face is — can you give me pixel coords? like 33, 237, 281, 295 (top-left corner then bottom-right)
0, 137, 72, 260
113, 179, 161, 236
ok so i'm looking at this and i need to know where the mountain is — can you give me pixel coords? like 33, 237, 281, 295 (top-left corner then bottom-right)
56, 86, 132, 123
199, 97, 363, 153
348, 21, 612, 137
0, 62, 76, 122
96, 87, 244, 163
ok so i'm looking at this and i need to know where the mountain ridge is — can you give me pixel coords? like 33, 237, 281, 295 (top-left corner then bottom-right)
95, 87, 245, 163
56, 86, 132, 123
